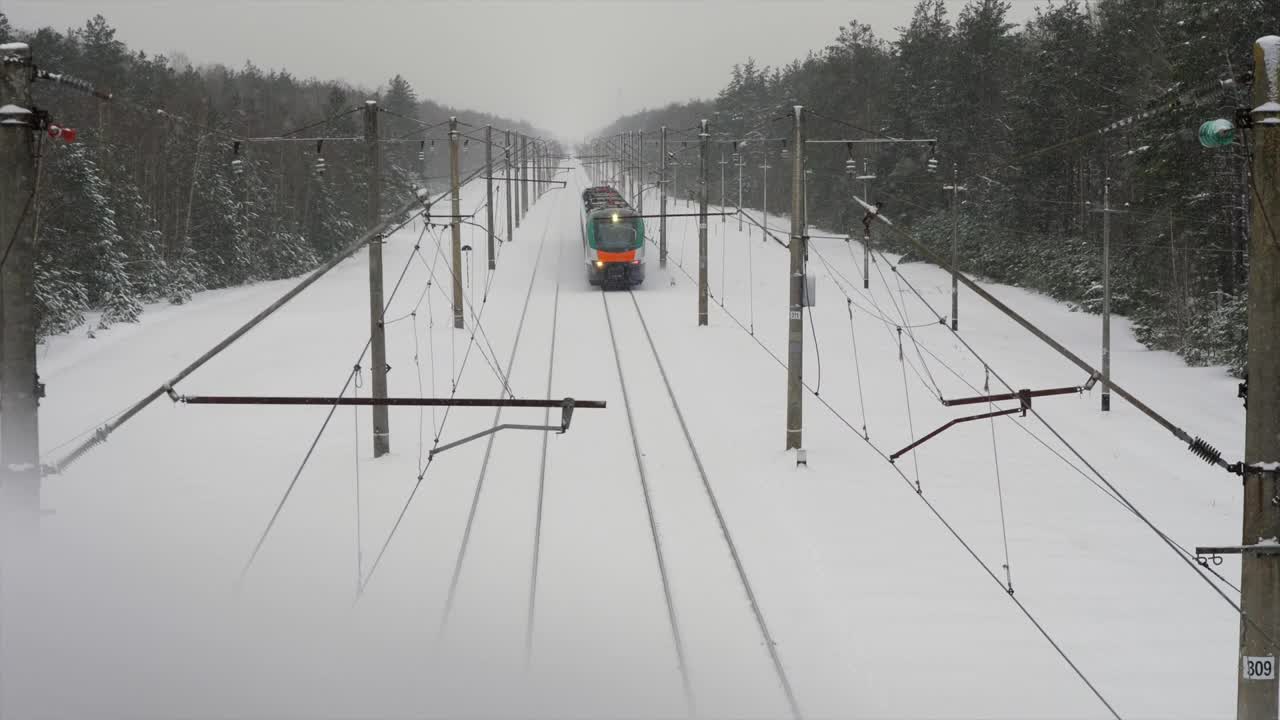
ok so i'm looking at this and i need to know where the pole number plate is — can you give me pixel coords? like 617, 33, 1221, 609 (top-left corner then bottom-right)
790, 310, 802, 320
1244, 656, 1275, 680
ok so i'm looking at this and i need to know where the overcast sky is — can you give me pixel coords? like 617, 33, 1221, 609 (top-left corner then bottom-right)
4, 0, 1043, 141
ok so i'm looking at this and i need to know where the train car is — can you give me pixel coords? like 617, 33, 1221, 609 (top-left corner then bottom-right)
580, 185, 645, 288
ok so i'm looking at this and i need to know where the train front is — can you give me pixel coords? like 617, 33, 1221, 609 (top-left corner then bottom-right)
583, 189, 646, 288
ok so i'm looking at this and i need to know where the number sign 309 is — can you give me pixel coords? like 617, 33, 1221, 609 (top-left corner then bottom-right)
1244, 656, 1275, 681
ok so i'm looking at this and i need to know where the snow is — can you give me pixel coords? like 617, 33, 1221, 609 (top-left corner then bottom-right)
1254, 462, 1280, 472
0, 42, 29, 53
0, 164, 1249, 719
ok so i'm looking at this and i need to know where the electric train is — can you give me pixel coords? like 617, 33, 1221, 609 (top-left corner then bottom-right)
580, 185, 645, 288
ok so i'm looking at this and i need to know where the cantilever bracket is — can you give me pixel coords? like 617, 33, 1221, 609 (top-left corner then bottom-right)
890, 405, 1024, 463
1195, 542, 1280, 567
893, 378, 1093, 462
429, 398, 581, 461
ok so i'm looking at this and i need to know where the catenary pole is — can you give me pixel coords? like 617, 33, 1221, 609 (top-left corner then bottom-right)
698, 119, 710, 326
521, 134, 529, 219
486, 125, 495, 270
761, 158, 770, 244
720, 151, 727, 223
660, 126, 668, 268
786, 105, 805, 451
449, 117, 464, 329
638, 129, 645, 214
0, 41, 40, 532
944, 164, 967, 330
364, 101, 390, 456
1102, 176, 1112, 412
505, 130, 514, 238
1237, 33, 1280, 720
737, 151, 744, 232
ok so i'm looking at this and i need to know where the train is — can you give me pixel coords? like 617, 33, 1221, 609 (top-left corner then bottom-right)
580, 185, 646, 288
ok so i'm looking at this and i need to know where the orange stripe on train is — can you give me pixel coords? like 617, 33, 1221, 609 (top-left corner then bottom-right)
597, 250, 637, 263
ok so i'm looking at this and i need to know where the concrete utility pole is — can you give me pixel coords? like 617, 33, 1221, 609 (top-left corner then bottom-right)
505, 130, 514, 239
861, 162, 872, 289
736, 152, 744, 231
698, 119, 710, 326
786, 105, 805, 451
449, 117, 464, 330
719, 152, 727, 223
364, 101, 390, 457
761, 159, 770, 243
0, 41, 40, 532
521, 135, 529, 219
1101, 177, 1112, 412
660, 126, 668, 268
1237, 33, 1280, 720
638, 129, 645, 214
944, 165, 967, 331
485, 125, 495, 270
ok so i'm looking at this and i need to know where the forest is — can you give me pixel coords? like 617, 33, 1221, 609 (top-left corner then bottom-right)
595, 0, 1280, 376
0, 13, 549, 338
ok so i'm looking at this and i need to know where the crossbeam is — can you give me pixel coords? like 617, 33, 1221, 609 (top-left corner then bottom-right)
1196, 545, 1280, 556
592, 212, 734, 220
480, 177, 566, 185
174, 394, 606, 409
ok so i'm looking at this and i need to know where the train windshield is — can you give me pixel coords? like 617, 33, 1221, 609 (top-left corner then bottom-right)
597, 220, 639, 251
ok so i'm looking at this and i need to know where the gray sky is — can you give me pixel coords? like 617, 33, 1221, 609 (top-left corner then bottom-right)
4, 0, 1043, 141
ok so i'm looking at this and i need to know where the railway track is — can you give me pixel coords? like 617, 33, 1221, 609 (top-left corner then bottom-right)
600, 285, 803, 720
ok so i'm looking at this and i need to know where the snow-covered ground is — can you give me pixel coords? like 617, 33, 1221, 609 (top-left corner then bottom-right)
2, 164, 1248, 719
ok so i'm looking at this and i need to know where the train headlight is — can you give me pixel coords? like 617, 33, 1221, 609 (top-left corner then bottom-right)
595, 261, 604, 268
611, 213, 619, 223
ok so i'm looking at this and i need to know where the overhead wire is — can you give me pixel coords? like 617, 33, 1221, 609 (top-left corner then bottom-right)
673, 245, 1120, 718
359, 184, 559, 599
859, 229, 1256, 608
437, 202, 553, 639
352, 366, 365, 595
238, 222, 430, 587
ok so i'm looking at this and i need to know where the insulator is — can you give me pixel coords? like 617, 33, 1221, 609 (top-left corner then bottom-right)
1198, 119, 1235, 148
1188, 437, 1224, 466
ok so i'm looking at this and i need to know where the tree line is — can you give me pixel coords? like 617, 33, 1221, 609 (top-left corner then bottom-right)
597, 0, 1278, 376
1, 14, 550, 338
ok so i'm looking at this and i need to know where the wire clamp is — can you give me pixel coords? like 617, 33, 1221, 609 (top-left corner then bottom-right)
559, 398, 576, 433
1196, 552, 1224, 567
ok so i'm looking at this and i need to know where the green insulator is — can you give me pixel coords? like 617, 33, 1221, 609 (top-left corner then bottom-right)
1198, 119, 1235, 148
